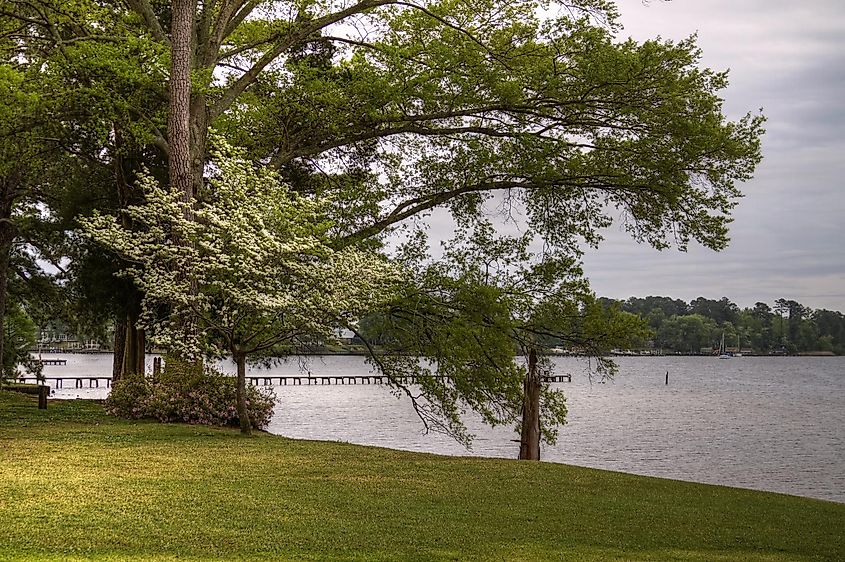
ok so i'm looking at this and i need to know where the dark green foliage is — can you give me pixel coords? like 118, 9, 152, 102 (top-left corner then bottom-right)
810, 309, 845, 355
357, 229, 648, 446
689, 297, 740, 325
613, 295, 845, 355
622, 296, 690, 320
1, 304, 41, 381
105, 358, 275, 429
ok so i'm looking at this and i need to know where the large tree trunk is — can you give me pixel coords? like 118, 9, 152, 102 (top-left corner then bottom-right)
134, 327, 146, 374
169, 0, 196, 203
518, 347, 541, 460
124, 317, 138, 375
234, 351, 252, 436
168, 0, 204, 351
112, 318, 126, 381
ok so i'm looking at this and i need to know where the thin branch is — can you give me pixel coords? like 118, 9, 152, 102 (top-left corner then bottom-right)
124, 0, 170, 45
209, 0, 397, 120
221, 0, 261, 41
390, 0, 514, 72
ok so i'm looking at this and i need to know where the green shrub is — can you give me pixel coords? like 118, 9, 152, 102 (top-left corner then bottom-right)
2, 304, 42, 383
104, 372, 150, 419
105, 358, 275, 429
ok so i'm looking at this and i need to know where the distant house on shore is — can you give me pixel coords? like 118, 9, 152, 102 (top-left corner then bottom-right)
334, 328, 356, 346
35, 321, 109, 352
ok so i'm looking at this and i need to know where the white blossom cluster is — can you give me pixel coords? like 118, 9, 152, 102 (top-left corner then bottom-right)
80, 140, 403, 359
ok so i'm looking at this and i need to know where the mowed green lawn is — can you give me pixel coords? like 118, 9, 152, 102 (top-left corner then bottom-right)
1, 391, 842, 561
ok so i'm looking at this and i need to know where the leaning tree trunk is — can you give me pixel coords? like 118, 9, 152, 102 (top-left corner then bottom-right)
518, 347, 541, 460
234, 351, 252, 436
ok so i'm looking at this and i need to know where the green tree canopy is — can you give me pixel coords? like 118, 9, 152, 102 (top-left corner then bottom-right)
4, 0, 766, 444
3, 0, 763, 256
354, 225, 647, 447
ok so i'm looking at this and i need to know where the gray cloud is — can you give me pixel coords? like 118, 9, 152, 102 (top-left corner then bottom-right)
577, 0, 845, 311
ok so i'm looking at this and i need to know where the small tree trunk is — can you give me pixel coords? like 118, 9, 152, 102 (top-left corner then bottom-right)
0, 238, 11, 377
234, 351, 252, 435
112, 319, 126, 381
189, 93, 209, 198
518, 347, 541, 460
124, 316, 137, 375
123, 289, 146, 375
0, 178, 16, 377
123, 320, 146, 375
135, 327, 146, 374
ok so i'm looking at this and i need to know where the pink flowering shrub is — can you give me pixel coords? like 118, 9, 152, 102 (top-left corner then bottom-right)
105, 358, 275, 429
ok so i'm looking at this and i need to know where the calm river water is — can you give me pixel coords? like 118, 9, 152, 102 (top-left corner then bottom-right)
38, 353, 844, 503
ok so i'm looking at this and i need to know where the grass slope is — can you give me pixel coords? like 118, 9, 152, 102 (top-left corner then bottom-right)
1, 391, 842, 561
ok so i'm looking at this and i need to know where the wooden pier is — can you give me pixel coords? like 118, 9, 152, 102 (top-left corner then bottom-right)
16, 376, 111, 389
250, 375, 387, 386
247, 373, 571, 386
14, 372, 571, 389
38, 359, 67, 366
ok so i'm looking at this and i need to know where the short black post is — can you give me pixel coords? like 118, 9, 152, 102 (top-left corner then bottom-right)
665, 371, 669, 385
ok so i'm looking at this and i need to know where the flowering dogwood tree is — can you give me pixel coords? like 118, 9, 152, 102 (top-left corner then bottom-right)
81, 140, 402, 434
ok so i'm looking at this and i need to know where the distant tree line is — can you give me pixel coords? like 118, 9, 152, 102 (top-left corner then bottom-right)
597, 296, 845, 355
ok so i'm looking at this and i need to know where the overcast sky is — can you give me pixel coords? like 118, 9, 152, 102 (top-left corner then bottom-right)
570, 0, 845, 311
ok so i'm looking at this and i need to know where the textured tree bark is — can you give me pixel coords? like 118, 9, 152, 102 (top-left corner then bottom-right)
518, 347, 541, 460
169, 0, 196, 203
168, 0, 202, 347
234, 351, 252, 436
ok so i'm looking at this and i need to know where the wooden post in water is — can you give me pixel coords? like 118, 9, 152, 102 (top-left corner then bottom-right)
665, 371, 669, 385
